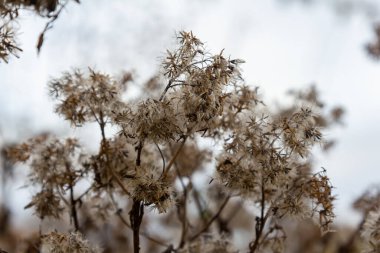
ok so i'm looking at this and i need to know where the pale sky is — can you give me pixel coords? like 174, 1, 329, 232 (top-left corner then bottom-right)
1, 0, 380, 227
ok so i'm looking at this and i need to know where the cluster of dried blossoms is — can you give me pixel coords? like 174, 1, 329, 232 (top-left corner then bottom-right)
0, 3, 21, 63
6, 31, 344, 253
40, 231, 101, 253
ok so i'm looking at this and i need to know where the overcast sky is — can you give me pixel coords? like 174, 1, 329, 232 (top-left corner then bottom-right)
1, 0, 380, 227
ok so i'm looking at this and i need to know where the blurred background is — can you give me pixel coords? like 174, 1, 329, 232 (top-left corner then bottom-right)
1, 0, 380, 231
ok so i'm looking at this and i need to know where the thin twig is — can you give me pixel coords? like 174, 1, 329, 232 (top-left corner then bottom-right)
249, 178, 268, 253
37, 0, 71, 53
169, 144, 191, 249
98, 110, 107, 141
189, 196, 231, 242
135, 141, 143, 167
96, 112, 131, 197
159, 80, 173, 101
177, 190, 189, 249
154, 141, 166, 176
110, 169, 131, 196
75, 183, 94, 202
69, 181, 79, 231
177, 176, 190, 249
64, 162, 79, 231
192, 187, 209, 227
55, 185, 70, 207
162, 136, 187, 178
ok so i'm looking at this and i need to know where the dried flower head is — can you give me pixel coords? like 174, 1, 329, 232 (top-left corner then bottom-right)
129, 98, 180, 143
161, 30, 246, 134
216, 156, 259, 196
305, 170, 335, 233
0, 24, 21, 63
41, 231, 101, 253
49, 68, 125, 127
24, 189, 63, 219
128, 166, 173, 213
85, 136, 135, 187
361, 206, 380, 253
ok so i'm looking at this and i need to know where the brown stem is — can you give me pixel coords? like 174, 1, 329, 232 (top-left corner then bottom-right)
65, 161, 79, 231
159, 80, 173, 101
116, 209, 168, 248
169, 143, 190, 249
97, 112, 131, 197
69, 182, 79, 231
130, 139, 144, 253
130, 199, 144, 253
136, 141, 143, 167
99, 111, 106, 141
249, 180, 267, 253
217, 200, 243, 234
96, 111, 138, 253
192, 188, 209, 227
154, 142, 166, 175
177, 181, 189, 249
37, 0, 71, 53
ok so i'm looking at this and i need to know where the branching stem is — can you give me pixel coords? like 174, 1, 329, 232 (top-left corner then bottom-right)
130, 199, 144, 253
249, 179, 268, 253
130, 139, 144, 253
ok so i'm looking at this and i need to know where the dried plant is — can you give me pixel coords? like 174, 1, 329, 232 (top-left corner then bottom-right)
0, 0, 80, 61
367, 24, 380, 59
3, 31, 349, 253
41, 231, 101, 253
